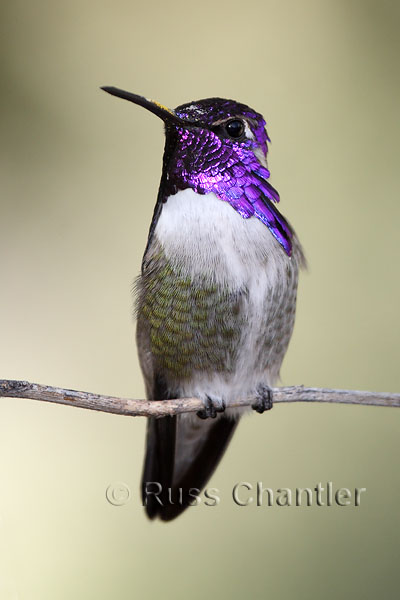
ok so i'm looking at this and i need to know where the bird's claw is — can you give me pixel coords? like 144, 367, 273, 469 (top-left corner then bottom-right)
252, 384, 273, 414
197, 395, 226, 419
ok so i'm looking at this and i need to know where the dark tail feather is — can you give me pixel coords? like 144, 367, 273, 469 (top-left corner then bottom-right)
141, 413, 238, 521
141, 416, 177, 520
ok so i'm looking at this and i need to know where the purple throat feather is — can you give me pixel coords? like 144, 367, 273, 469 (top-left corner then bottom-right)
169, 98, 293, 256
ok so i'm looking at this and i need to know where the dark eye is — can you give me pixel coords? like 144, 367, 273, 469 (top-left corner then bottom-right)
225, 119, 245, 139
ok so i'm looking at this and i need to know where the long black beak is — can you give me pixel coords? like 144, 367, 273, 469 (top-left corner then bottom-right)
101, 86, 183, 125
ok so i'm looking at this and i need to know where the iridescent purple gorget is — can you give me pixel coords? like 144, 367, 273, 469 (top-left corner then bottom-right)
166, 98, 293, 255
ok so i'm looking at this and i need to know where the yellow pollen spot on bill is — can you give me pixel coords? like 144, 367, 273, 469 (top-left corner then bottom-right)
150, 99, 174, 115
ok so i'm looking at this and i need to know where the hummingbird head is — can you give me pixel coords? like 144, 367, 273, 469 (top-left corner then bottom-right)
102, 87, 292, 255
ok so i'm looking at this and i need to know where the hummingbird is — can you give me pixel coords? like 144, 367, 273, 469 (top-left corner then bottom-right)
102, 86, 304, 521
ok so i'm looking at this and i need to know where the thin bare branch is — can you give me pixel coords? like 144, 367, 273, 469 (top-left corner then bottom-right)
0, 379, 399, 417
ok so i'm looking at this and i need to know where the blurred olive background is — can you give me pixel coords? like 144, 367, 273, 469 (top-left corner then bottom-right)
0, 0, 399, 598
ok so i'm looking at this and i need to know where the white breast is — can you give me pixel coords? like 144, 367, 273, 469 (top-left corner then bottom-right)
155, 188, 288, 291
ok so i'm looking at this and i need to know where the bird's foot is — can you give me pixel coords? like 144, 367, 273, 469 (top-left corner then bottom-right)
252, 384, 273, 414
197, 395, 226, 419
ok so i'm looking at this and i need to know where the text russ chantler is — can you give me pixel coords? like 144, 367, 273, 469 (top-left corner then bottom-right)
137, 481, 367, 508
